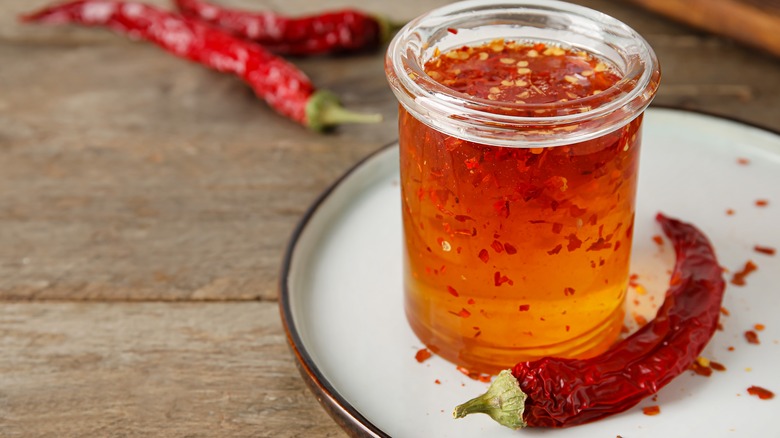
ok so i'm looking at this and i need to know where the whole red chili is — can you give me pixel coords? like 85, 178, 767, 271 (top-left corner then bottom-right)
453, 213, 726, 428
175, 0, 401, 56
21, 0, 381, 131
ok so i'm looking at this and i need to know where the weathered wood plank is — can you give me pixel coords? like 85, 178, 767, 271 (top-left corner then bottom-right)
0, 301, 347, 437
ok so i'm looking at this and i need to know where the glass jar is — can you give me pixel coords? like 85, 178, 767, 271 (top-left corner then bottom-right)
386, 0, 660, 373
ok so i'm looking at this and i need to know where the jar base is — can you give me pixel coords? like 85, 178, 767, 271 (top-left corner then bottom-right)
407, 305, 625, 375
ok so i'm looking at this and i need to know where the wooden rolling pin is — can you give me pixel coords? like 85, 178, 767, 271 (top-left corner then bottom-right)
626, 0, 780, 57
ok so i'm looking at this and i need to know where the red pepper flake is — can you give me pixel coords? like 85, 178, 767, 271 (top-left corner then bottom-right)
720, 306, 730, 316
737, 157, 751, 165
731, 260, 757, 286
447, 27, 458, 34
754, 323, 765, 331
478, 248, 490, 263
690, 359, 712, 377
494, 200, 510, 218
629, 273, 640, 287
415, 348, 432, 363
754, 245, 776, 256
586, 237, 611, 251
447, 286, 459, 297
467, 298, 476, 305
728, 346, 735, 351
747, 386, 775, 400
564, 287, 575, 296
642, 405, 661, 416
755, 199, 769, 207
710, 361, 726, 372
632, 313, 648, 326
518, 304, 530, 312
504, 243, 517, 255
552, 222, 563, 234
744, 330, 760, 344
494, 271, 513, 286
454, 214, 474, 222
726, 208, 735, 216
652, 235, 664, 246
588, 214, 598, 226
464, 157, 479, 169
566, 233, 582, 251
547, 244, 563, 255
434, 379, 441, 384
491, 240, 505, 253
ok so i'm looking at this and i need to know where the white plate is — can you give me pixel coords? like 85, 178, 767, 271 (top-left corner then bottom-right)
280, 108, 779, 437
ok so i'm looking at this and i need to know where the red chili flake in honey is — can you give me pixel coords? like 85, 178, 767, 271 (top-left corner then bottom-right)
737, 157, 750, 165
747, 386, 775, 400
478, 248, 490, 263
566, 233, 582, 251
415, 348, 432, 363
731, 260, 757, 286
454, 214, 474, 222
547, 244, 563, 255
754, 245, 776, 256
447, 286, 459, 297
586, 237, 611, 251
494, 271, 513, 286
642, 405, 661, 416
464, 157, 479, 169
467, 298, 476, 305
519, 304, 530, 311
491, 240, 505, 253
504, 243, 517, 255
652, 235, 664, 246
744, 330, 760, 344
710, 361, 726, 372
447, 27, 458, 34
551, 222, 563, 234
755, 199, 769, 207
564, 287, 575, 296
754, 323, 765, 331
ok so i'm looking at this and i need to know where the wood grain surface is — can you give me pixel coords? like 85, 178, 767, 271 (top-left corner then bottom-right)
1, 0, 779, 436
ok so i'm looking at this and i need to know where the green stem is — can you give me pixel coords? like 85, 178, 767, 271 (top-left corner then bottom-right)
306, 90, 382, 132
452, 370, 528, 429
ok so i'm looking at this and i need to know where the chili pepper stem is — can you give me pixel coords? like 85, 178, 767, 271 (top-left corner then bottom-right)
452, 369, 528, 429
306, 90, 382, 131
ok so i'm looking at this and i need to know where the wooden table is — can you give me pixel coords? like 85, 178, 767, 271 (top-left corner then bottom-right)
2, 0, 779, 435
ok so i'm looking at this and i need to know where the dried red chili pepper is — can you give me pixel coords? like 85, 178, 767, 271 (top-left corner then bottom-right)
453, 213, 726, 428
21, 0, 380, 131
175, 0, 401, 56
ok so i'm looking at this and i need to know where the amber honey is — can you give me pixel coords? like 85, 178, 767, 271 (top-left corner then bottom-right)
398, 40, 643, 373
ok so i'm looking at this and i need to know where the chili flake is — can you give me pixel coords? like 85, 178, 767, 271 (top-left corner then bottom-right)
744, 330, 760, 344
642, 405, 661, 416
564, 287, 575, 296
710, 361, 726, 372
447, 286, 459, 297
519, 304, 530, 311
754, 245, 776, 256
754, 323, 765, 331
478, 249, 490, 263
730, 260, 757, 286
415, 348, 433, 363
747, 386, 775, 400
755, 199, 769, 207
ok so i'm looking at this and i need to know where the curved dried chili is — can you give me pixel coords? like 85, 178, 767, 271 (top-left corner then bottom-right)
454, 213, 726, 428
175, 0, 401, 56
21, 0, 381, 131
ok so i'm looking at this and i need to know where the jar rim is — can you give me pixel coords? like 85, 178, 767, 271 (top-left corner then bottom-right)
385, 0, 661, 147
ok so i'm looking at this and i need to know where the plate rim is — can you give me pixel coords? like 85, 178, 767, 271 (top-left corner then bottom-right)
277, 106, 780, 438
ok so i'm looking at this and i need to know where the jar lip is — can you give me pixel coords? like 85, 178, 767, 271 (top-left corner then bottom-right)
386, 0, 661, 147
